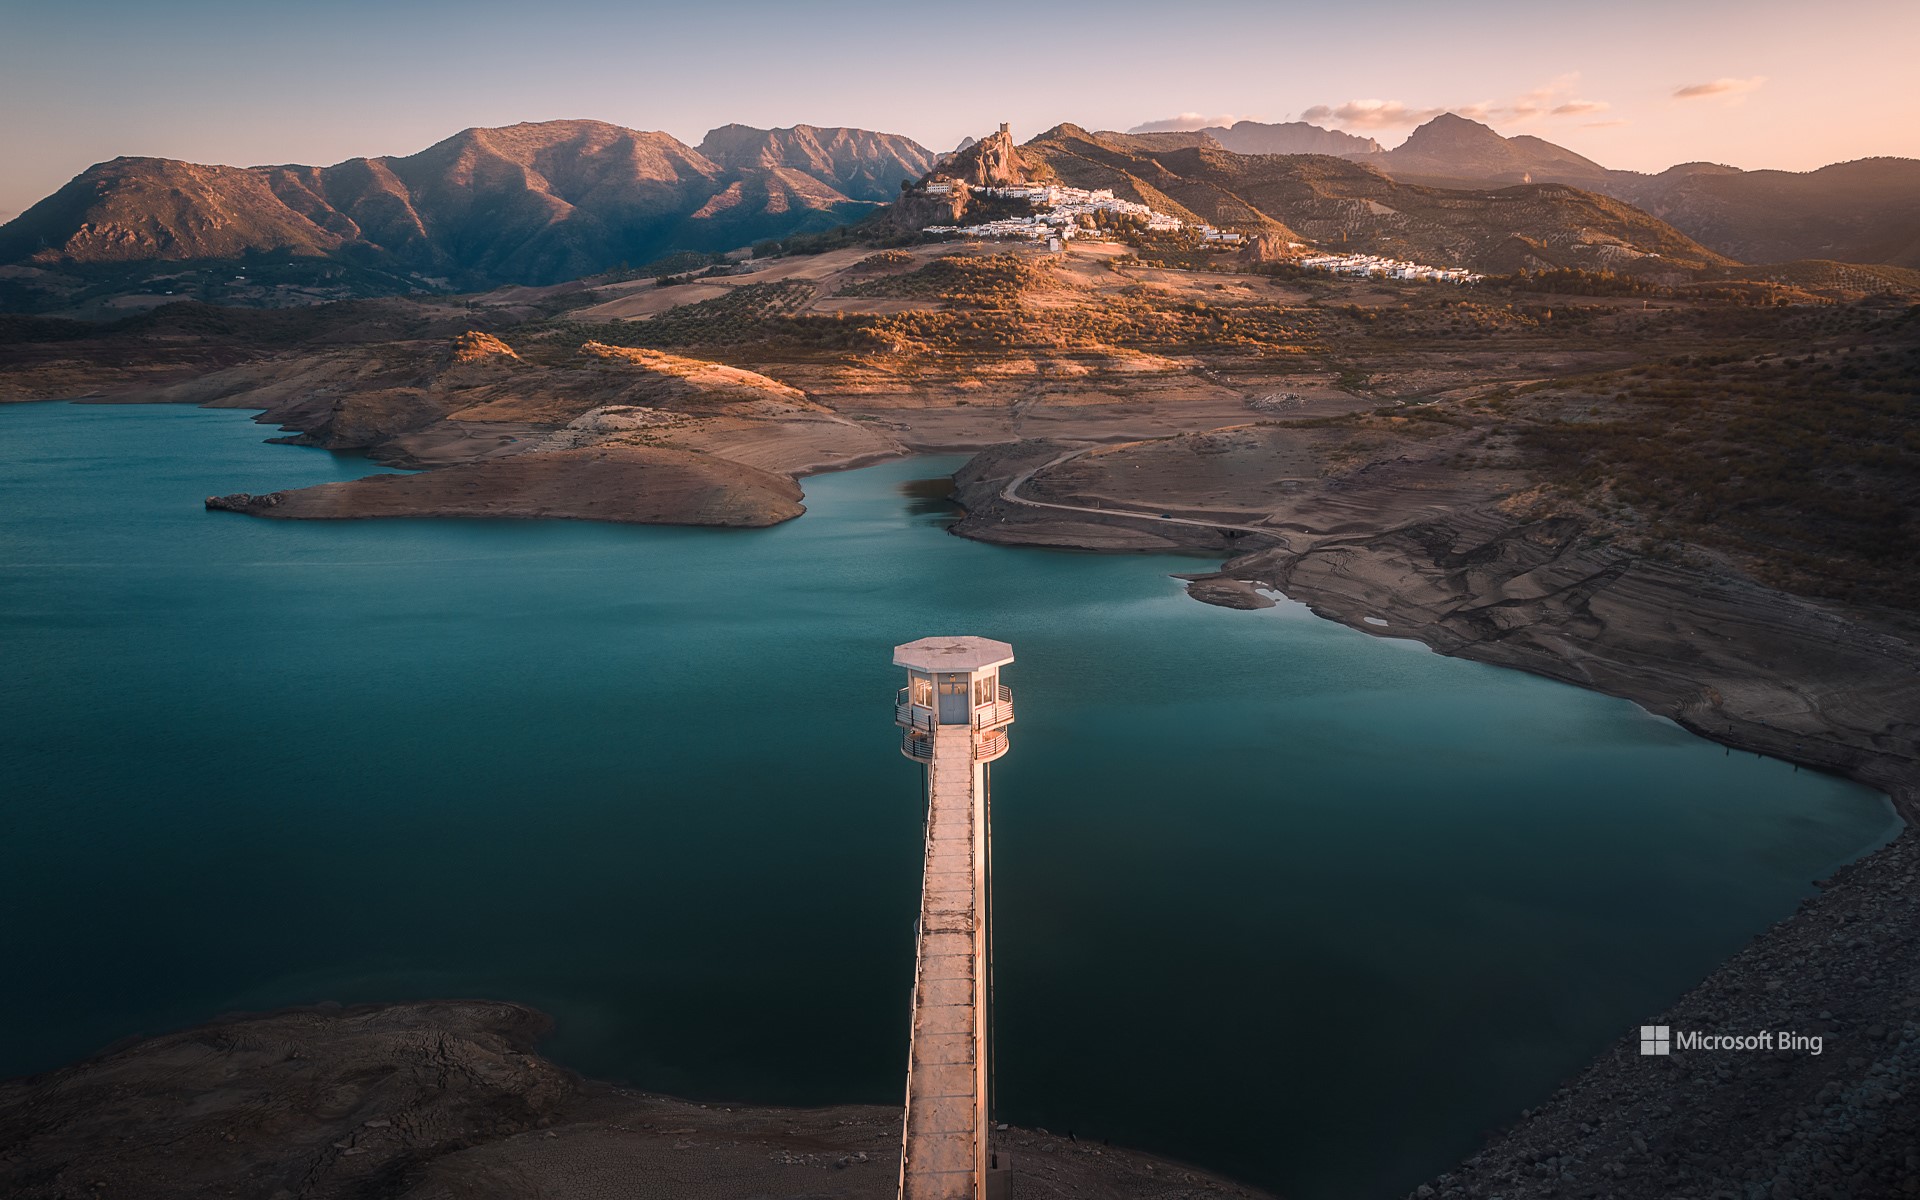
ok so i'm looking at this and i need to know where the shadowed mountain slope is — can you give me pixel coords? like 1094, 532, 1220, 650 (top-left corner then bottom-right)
695, 124, 936, 202
1606, 158, 1920, 268
1350, 114, 1920, 267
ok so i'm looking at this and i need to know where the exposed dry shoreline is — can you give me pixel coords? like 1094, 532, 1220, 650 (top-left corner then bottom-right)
15, 393, 1917, 1197
0, 1001, 1270, 1200
5, 250, 1914, 1196
206, 444, 808, 527
949, 438, 1919, 820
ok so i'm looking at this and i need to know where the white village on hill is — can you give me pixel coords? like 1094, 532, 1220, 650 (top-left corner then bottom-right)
914, 179, 1483, 284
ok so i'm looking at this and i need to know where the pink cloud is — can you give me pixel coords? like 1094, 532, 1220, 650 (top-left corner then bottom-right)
1126, 112, 1248, 133
1301, 77, 1611, 132
1301, 100, 1457, 129
1672, 76, 1767, 100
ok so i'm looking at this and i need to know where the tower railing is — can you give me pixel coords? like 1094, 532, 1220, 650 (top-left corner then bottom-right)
896, 687, 1011, 733
974, 728, 1010, 761
896, 689, 936, 732
972, 685, 1014, 730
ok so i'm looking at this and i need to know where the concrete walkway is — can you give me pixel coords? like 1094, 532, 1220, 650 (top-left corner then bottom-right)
900, 724, 983, 1200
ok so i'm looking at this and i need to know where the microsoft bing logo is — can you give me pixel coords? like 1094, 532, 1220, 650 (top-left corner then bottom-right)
1640, 1025, 1672, 1055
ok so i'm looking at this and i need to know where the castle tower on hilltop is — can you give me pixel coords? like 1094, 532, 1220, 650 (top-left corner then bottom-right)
969, 123, 1021, 188
892, 636, 1014, 1200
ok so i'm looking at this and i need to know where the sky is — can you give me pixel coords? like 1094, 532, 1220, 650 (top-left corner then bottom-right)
2, 0, 1917, 219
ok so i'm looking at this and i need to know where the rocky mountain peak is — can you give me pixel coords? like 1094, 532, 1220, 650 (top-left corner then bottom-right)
959, 123, 1026, 187
983, 123, 1029, 187
1398, 112, 1506, 152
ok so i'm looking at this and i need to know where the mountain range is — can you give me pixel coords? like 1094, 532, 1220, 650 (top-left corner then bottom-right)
932, 123, 1732, 275
1364, 114, 1920, 267
0, 120, 933, 292
1091, 114, 1920, 269
1198, 120, 1386, 157
2, 113, 1914, 312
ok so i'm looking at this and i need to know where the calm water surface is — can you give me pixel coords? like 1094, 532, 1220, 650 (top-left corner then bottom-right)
0, 402, 1898, 1199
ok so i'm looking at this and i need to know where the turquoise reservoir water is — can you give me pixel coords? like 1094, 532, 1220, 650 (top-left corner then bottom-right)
0, 402, 1898, 1198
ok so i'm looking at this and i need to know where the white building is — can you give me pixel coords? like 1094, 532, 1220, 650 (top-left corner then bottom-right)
1297, 252, 1482, 284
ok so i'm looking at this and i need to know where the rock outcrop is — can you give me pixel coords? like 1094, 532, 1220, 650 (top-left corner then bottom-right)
963, 123, 1026, 188
446, 330, 520, 366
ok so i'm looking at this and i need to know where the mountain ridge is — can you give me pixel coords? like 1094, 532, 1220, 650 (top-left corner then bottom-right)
982, 125, 1734, 274
0, 119, 933, 292
8, 112, 1913, 312
1202, 120, 1384, 157
1144, 111, 1919, 267
1352, 114, 1919, 266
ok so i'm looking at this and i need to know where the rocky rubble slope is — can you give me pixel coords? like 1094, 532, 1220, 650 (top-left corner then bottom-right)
0, 1002, 1270, 1200
1412, 830, 1919, 1200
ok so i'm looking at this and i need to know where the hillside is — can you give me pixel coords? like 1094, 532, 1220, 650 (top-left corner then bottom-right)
0, 119, 932, 302
1014, 125, 1731, 274
1605, 158, 1920, 267
1353, 115, 1920, 267
1376, 113, 1610, 186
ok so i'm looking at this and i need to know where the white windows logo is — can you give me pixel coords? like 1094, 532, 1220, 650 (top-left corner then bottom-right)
1638, 1025, 1822, 1056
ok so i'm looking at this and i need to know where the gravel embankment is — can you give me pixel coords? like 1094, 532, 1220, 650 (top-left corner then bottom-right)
1413, 826, 1918, 1200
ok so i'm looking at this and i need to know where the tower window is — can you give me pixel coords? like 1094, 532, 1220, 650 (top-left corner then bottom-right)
974, 672, 997, 706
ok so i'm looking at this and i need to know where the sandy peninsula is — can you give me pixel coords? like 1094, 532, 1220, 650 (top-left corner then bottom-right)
207, 444, 805, 527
